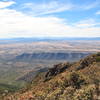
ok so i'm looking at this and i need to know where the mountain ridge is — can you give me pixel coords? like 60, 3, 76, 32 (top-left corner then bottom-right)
2, 53, 100, 100
15, 52, 91, 61
0, 37, 100, 44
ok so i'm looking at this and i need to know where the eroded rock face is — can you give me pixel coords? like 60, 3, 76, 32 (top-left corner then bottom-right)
15, 52, 91, 61
45, 63, 71, 80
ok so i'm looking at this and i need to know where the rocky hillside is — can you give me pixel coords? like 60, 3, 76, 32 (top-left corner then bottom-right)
2, 53, 100, 100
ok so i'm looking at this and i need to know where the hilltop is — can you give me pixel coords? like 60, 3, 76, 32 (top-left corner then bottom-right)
2, 53, 100, 100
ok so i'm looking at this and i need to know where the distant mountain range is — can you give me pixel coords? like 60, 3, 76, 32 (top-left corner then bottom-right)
15, 52, 92, 61
0, 37, 100, 44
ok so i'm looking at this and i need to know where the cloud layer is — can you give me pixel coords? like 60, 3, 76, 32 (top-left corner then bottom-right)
0, 0, 100, 38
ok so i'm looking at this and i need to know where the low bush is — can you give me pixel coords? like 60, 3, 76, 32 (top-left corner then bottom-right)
69, 72, 86, 89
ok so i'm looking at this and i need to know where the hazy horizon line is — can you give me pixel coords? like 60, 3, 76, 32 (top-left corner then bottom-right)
0, 37, 100, 39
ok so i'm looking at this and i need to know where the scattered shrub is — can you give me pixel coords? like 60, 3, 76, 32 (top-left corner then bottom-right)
96, 56, 100, 62
97, 52, 100, 56
59, 86, 75, 100
73, 85, 95, 100
69, 72, 86, 89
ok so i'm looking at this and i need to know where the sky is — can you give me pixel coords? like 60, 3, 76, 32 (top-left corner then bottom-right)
0, 0, 100, 38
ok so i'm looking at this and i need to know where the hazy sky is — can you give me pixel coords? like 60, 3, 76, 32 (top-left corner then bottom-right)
0, 0, 100, 38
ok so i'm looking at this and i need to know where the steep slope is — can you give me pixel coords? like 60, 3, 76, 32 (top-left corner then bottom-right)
2, 53, 100, 100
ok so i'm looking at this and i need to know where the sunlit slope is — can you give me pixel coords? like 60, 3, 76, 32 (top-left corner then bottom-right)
3, 53, 100, 100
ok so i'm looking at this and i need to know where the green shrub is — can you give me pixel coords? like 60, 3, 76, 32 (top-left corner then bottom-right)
97, 52, 100, 56
73, 85, 95, 100
69, 72, 86, 89
96, 56, 100, 62
59, 86, 75, 100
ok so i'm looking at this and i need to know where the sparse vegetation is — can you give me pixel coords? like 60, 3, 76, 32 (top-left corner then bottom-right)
69, 72, 86, 89
1, 53, 100, 100
96, 56, 100, 62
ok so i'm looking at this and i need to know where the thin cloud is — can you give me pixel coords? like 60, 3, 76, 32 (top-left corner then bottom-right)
96, 10, 100, 15
21, 0, 100, 16
74, 19, 100, 28
22, 1, 74, 16
83, 1, 100, 10
71, 0, 100, 11
0, 1, 15, 9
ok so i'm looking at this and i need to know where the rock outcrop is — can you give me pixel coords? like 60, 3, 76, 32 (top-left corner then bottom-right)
77, 55, 96, 70
45, 62, 71, 80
